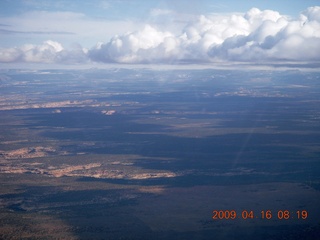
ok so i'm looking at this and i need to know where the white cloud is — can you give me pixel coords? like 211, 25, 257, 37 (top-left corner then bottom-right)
302, 6, 320, 22
88, 6, 320, 64
1, 7, 320, 65
88, 25, 180, 63
208, 6, 320, 62
0, 41, 87, 63
0, 47, 23, 63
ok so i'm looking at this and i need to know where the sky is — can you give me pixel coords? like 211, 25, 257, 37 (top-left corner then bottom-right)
0, 0, 319, 68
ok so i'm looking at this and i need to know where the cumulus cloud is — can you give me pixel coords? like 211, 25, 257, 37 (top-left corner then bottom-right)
88, 25, 181, 63
0, 40, 87, 63
208, 7, 320, 62
88, 6, 320, 64
1, 6, 320, 65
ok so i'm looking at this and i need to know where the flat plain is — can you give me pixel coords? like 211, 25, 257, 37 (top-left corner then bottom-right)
0, 68, 319, 239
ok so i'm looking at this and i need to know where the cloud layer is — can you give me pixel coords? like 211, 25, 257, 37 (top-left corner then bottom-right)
1, 7, 320, 65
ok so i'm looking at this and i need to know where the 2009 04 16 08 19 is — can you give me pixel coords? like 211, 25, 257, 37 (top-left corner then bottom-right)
212, 210, 308, 220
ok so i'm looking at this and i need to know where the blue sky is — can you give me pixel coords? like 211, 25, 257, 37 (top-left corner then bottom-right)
0, 0, 319, 67
1, 0, 318, 18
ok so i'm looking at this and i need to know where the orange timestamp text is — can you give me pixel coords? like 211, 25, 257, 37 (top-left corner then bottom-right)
212, 210, 308, 220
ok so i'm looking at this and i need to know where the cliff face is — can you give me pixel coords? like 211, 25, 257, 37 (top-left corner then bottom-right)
0, 147, 177, 180
0, 147, 59, 159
